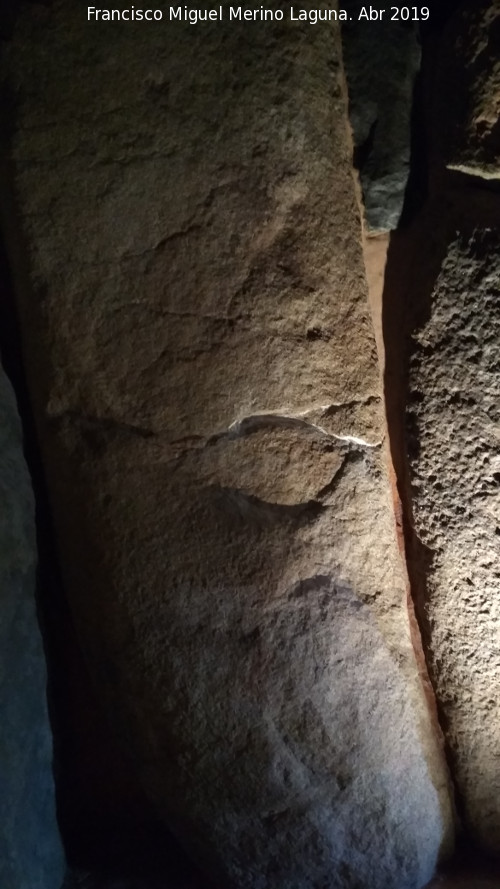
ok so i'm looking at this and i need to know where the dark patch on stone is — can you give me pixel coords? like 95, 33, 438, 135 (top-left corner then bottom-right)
342, 0, 421, 231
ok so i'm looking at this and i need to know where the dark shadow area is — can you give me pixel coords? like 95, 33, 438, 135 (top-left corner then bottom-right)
418, 0, 463, 38
382, 0, 460, 851
397, 66, 427, 227
0, 21, 210, 873
426, 847, 500, 887
0, 234, 211, 887
382, 200, 458, 742
0, 0, 49, 39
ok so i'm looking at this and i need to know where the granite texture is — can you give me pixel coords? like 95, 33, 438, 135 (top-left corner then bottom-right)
2, 3, 453, 886
407, 225, 500, 853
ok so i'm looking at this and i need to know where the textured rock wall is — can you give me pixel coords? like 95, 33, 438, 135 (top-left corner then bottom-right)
2, 3, 453, 887
385, 0, 500, 857
0, 365, 64, 889
407, 210, 500, 854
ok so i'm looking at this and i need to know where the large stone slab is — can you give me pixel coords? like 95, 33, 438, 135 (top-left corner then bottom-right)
0, 366, 64, 889
403, 0, 500, 851
2, 3, 452, 886
407, 222, 500, 853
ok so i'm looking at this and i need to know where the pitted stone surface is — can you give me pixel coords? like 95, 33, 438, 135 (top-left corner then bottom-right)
3, 3, 452, 887
407, 228, 500, 852
0, 366, 64, 889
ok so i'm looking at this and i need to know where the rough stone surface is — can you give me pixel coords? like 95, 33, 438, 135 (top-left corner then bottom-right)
0, 365, 64, 889
2, 3, 453, 887
407, 226, 500, 853
381, 3, 500, 859
341, 1, 421, 231
432, 0, 500, 178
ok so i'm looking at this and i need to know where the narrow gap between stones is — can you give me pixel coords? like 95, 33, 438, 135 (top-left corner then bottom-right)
381, 185, 500, 880
373, 4, 486, 873
342, 1, 490, 873
359, 186, 467, 868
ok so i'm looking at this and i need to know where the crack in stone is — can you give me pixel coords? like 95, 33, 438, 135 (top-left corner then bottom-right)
49, 410, 155, 442
47, 399, 381, 459
119, 223, 201, 262
208, 450, 358, 525
210, 485, 325, 527
315, 452, 364, 502
216, 410, 382, 450
319, 395, 380, 415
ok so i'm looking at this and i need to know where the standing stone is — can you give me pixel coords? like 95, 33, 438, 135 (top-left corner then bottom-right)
401, 0, 500, 854
2, 3, 453, 887
0, 366, 65, 889
407, 218, 500, 853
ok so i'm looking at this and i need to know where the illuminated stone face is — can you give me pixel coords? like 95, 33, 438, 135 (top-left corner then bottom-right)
8, 0, 500, 885
1, 2, 453, 886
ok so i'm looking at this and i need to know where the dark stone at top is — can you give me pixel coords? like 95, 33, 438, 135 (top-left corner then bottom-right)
342, 1, 421, 232
430, 0, 500, 180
